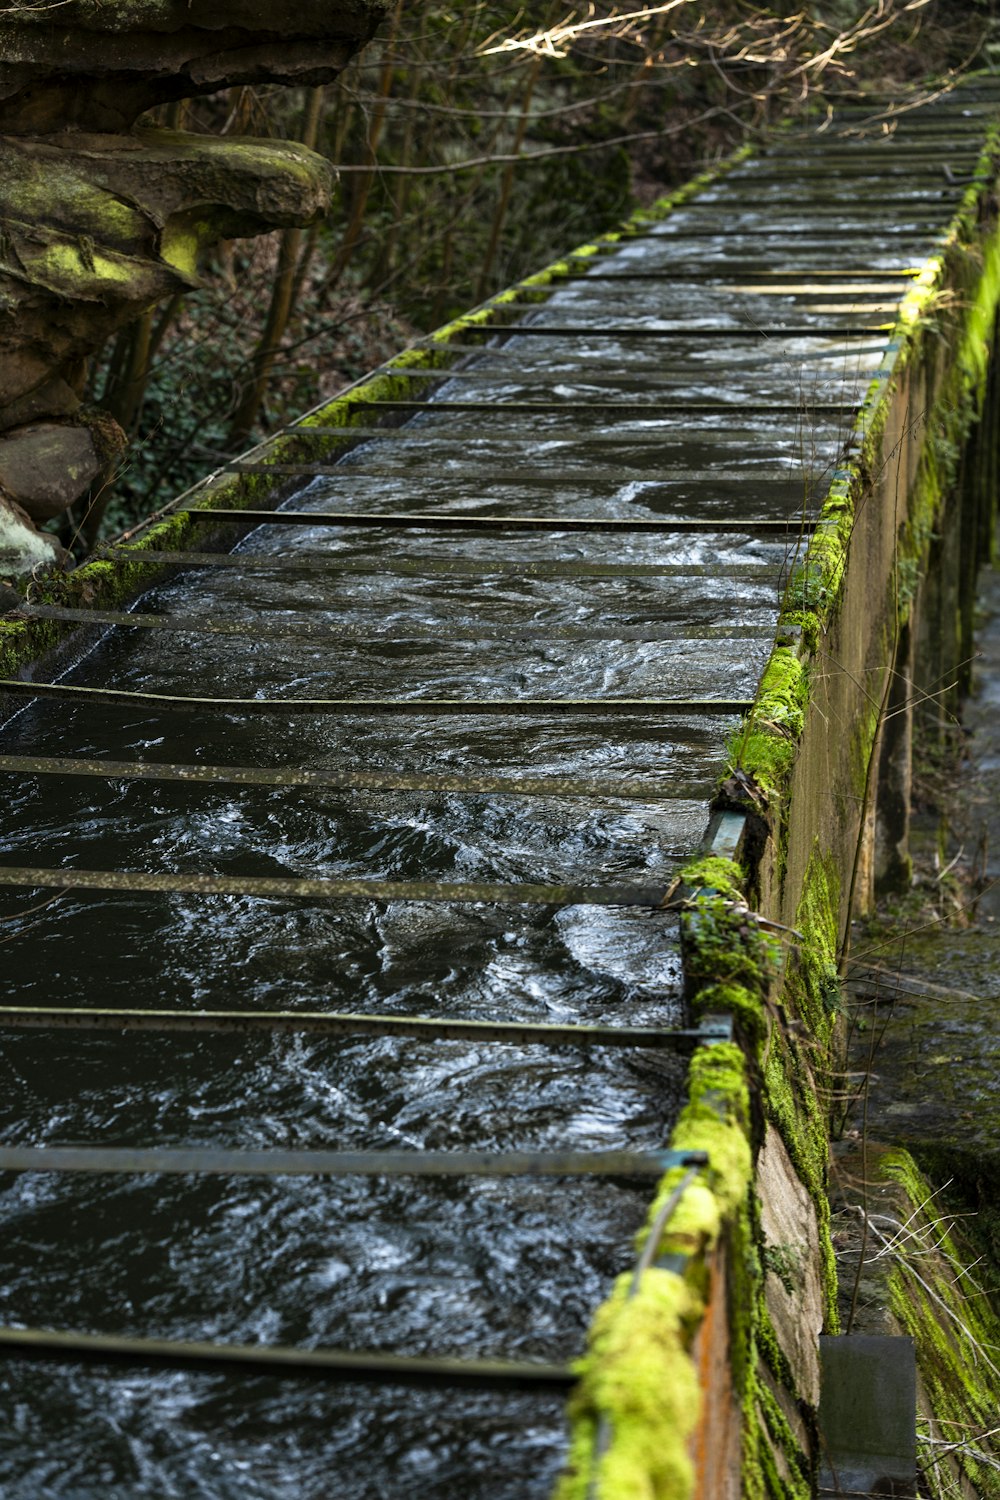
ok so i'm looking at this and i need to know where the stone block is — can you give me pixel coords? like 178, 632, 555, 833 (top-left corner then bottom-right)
0, 422, 101, 521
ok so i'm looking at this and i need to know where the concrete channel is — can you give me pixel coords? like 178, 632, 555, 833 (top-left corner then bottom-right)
1, 76, 1000, 1499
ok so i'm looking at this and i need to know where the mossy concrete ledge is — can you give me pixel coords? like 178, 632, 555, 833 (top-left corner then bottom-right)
727, 115, 1000, 933
558, 101, 1000, 1500
689, 95, 1000, 1500
556, 852, 826, 1499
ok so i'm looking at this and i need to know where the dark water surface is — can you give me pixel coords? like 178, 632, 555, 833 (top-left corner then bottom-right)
0, 103, 971, 1495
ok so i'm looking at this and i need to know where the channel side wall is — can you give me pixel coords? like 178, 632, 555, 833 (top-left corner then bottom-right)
559, 109, 1000, 1500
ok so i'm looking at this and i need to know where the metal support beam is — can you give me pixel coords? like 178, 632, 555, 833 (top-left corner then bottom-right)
0, 751, 711, 799
15, 606, 783, 647
0, 1327, 576, 1390
0, 864, 677, 908
0, 1005, 723, 1050
0, 1145, 707, 1177
103, 549, 785, 580
275, 415, 842, 431
556, 265, 918, 280
466, 322, 894, 337
185, 507, 820, 537
617, 226, 941, 240
290, 396, 863, 414
0, 680, 754, 716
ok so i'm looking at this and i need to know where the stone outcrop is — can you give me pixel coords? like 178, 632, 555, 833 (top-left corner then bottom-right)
0, 0, 388, 582
0, 2, 387, 133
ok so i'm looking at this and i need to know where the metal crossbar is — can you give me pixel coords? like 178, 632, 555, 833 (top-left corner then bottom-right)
0, 1006, 724, 1049
615, 229, 942, 242
338, 398, 857, 414
280, 423, 845, 438
0, 751, 711, 799
0, 680, 754, 715
465, 322, 896, 337
221, 461, 822, 483
306, 374, 864, 390
0, 1146, 707, 1177
558, 264, 918, 279
0, 1327, 576, 1389
0, 865, 675, 907
187, 507, 820, 537
98, 549, 791, 579
344, 402, 863, 420
727, 167, 974, 179
672, 193, 964, 208
16, 605, 782, 646
218, 468, 835, 494
759, 145, 983, 158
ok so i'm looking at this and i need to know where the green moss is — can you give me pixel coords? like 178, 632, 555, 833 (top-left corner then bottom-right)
755, 1377, 812, 1493
557, 1270, 703, 1500
726, 649, 809, 799
559, 96, 1000, 1500
558, 1041, 755, 1500
41, 239, 135, 287
690, 982, 769, 1045
878, 1151, 1000, 1498
790, 846, 840, 1033
683, 895, 777, 994
681, 854, 746, 900
559, 862, 817, 1496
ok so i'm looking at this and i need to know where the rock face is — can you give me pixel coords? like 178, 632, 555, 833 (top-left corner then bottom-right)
0, 2, 387, 133
0, 423, 104, 523
0, 0, 389, 577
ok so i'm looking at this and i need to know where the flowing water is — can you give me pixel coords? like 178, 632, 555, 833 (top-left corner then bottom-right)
0, 91, 990, 1496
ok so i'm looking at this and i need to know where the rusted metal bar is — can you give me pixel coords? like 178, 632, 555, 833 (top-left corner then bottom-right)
464, 322, 896, 337
273, 414, 819, 431
615, 228, 942, 241
556, 265, 918, 279
344, 396, 863, 414
218, 461, 835, 485
0, 751, 709, 799
106, 549, 785, 579
0, 680, 755, 715
327, 399, 857, 414
728, 167, 978, 179
188, 508, 821, 537
0, 1328, 575, 1390
528, 276, 912, 290
326, 410, 851, 427
0, 1006, 721, 1050
760, 138, 985, 151
673, 193, 964, 208
0, 865, 676, 907
0, 1145, 708, 1177
16, 606, 782, 646
353, 367, 881, 381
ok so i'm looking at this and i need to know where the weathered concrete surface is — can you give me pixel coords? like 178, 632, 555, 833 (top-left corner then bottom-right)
758, 1125, 824, 1408
818, 1335, 917, 1496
